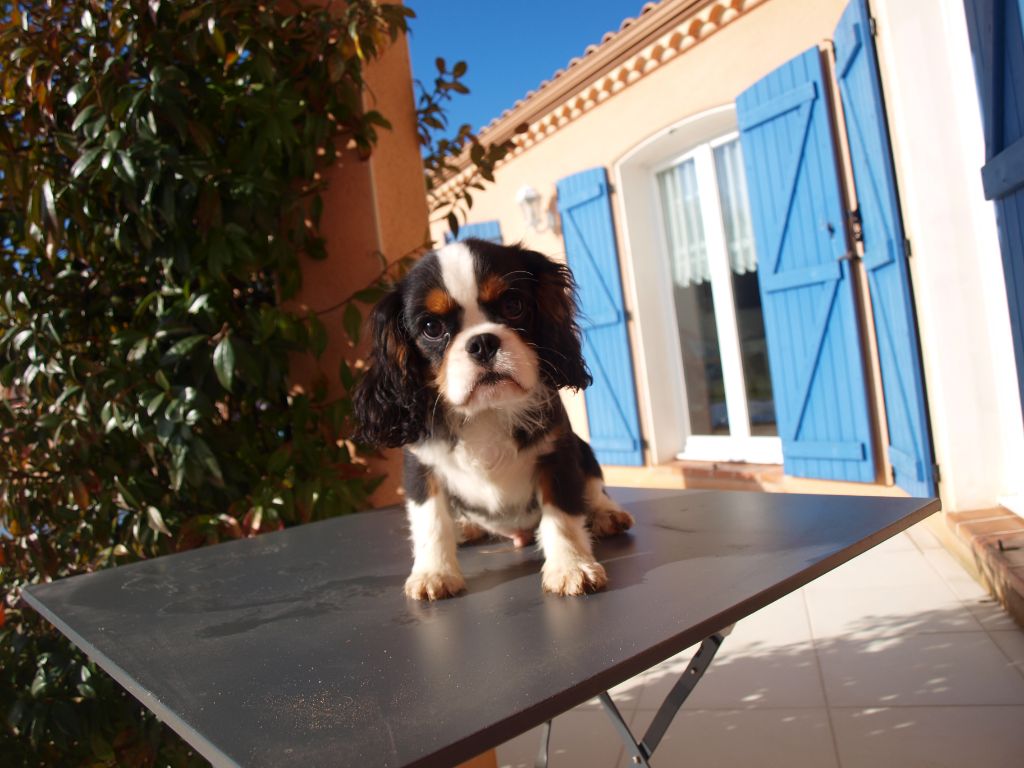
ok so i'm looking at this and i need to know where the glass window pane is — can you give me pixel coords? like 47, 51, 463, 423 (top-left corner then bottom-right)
715, 140, 777, 436
656, 162, 710, 287
729, 271, 777, 435
714, 139, 758, 275
656, 160, 728, 435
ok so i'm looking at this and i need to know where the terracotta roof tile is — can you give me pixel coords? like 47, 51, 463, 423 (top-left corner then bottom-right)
478, 0, 664, 133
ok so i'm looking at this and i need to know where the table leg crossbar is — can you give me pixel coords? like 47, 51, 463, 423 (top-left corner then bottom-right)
535, 633, 725, 768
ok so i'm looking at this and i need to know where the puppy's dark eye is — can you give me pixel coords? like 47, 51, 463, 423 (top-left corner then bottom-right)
501, 294, 525, 320
422, 318, 444, 341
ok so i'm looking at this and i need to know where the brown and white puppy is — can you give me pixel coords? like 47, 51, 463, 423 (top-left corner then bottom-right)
353, 239, 633, 599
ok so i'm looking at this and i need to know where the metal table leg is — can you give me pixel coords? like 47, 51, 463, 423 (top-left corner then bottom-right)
535, 719, 552, 768
633, 633, 724, 760
536, 633, 726, 766
598, 691, 652, 767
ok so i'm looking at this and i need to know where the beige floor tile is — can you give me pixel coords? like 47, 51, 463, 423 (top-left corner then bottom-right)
818, 632, 1024, 707
905, 520, 944, 551
632, 645, 697, 681
831, 706, 1024, 768
726, 590, 813, 648
631, 593, 818, 711
629, 708, 839, 768
807, 548, 949, 591
920, 547, 992, 601
636, 641, 826, 710
915, 547, 1023, 629
495, 709, 624, 768
965, 598, 1023, 631
574, 653, 695, 714
804, 583, 983, 639
989, 629, 1024, 678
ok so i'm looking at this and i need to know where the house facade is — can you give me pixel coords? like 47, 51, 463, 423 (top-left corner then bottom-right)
430, 0, 1024, 518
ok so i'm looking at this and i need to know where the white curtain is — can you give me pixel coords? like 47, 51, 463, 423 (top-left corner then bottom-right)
714, 139, 758, 276
656, 160, 710, 288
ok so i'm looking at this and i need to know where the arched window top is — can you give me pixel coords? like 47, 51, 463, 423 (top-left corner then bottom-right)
615, 105, 738, 172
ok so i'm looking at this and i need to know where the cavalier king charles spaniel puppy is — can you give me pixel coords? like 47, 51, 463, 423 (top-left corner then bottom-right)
353, 238, 634, 600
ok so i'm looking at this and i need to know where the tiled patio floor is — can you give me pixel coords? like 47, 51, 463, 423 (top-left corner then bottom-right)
494, 520, 1024, 768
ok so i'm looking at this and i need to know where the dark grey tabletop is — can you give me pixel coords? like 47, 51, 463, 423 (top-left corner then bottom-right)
25, 488, 939, 768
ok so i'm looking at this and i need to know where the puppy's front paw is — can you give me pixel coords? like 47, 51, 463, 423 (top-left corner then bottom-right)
404, 570, 466, 601
542, 560, 608, 596
590, 504, 634, 537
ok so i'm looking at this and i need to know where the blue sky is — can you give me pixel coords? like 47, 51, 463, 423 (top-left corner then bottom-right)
405, 1, 649, 134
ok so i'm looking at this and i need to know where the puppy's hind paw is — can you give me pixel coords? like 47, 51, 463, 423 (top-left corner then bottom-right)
541, 560, 607, 596
456, 518, 489, 544
404, 569, 466, 601
590, 504, 635, 538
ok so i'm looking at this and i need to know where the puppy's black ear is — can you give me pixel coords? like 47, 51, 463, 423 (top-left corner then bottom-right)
528, 251, 592, 391
352, 287, 428, 448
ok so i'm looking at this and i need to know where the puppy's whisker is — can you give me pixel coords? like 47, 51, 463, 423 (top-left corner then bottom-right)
430, 391, 443, 425
523, 349, 562, 381
521, 341, 568, 378
525, 340, 572, 364
539, 361, 562, 381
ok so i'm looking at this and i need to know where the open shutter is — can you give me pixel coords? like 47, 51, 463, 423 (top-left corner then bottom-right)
833, 0, 936, 498
556, 167, 643, 466
445, 220, 503, 244
737, 48, 877, 483
963, 0, 1024, 426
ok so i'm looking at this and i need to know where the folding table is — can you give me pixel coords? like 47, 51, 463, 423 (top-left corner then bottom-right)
25, 488, 939, 767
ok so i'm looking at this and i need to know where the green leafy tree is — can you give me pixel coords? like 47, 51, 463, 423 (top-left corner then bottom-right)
417, 56, 517, 237
0, 1, 503, 764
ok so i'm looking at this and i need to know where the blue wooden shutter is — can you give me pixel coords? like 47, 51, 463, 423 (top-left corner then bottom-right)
963, 0, 1024, 428
737, 48, 877, 483
444, 220, 503, 244
833, 0, 936, 498
556, 167, 643, 466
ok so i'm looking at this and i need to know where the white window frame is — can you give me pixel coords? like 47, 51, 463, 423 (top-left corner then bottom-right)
615, 108, 781, 465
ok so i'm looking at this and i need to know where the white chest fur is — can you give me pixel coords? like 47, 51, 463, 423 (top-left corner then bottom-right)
412, 413, 542, 517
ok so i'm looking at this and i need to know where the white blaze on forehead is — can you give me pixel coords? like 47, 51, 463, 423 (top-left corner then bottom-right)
434, 241, 539, 412
436, 242, 484, 324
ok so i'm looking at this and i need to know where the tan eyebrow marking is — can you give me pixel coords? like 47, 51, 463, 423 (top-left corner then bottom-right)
425, 287, 456, 315
479, 274, 508, 303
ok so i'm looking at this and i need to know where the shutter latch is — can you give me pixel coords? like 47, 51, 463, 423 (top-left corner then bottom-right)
838, 209, 864, 262
848, 208, 864, 242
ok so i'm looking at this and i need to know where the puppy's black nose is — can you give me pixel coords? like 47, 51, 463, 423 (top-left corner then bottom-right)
466, 333, 500, 364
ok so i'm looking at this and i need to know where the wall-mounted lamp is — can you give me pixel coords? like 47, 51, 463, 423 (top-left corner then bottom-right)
516, 184, 557, 234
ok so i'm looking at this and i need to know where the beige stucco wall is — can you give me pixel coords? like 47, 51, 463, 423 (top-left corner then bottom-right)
431, 0, 849, 459
292, 17, 429, 507
870, 0, 1024, 514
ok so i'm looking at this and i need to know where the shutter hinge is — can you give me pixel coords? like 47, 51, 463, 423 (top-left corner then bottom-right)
905, 238, 913, 258
848, 208, 864, 242
870, 16, 878, 36
932, 462, 941, 484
